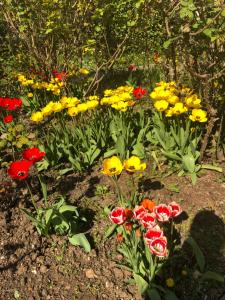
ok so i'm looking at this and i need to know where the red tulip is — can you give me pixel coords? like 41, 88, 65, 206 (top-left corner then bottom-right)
133, 87, 147, 99
154, 204, 172, 222
22, 147, 46, 163
148, 236, 168, 257
140, 213, 156, 228
109, 207, 126, 225
133, 206, 147, 220
144, 225, 163, 243
3, 115, 13, 123
8, 160, 33, 181
168, 202, 182, 218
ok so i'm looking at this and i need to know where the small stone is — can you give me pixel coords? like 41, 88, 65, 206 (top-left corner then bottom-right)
17, 265, 27, 275
85, 268, 97, 279
40, 265, 48, 273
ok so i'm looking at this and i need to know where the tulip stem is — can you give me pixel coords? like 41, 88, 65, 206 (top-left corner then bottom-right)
25, 180, 38, 212
112, 176, 124, 205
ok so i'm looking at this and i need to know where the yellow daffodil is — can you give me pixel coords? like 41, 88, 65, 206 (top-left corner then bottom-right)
124, 156, 146, 173
154, 100, 169, 112
189, 109, 207, 122
102, 156, 123, 176
31, 112, 44, 122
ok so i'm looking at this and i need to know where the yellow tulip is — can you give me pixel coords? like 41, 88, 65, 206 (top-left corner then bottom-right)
124, 156, 146, 173
102, 156, 123, 176
154, 100, 169, 112
31, 112, 44, 122
189, 109, 207, 122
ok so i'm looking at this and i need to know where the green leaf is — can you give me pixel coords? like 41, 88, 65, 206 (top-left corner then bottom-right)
59, 205, 78, 214
221, 9, 225, 16
104, 223, 117, 239
186, 236, 205, 272
182, 154, 196, 173
165, 291, 179, 300
145, 288, 162, 300
69, 233, 91, 252
45, 208, 53, 226
201, 164, 223, 172
133, 273, 149, 294
201, 271, 224, 283
38, 175, 48, 203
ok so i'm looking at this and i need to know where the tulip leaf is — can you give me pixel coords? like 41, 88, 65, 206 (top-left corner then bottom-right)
201, 271, 224, 283
68, 233, 91, 252
165, 291, 179, 300
104, 223, 117, 239
186, 236, 205, 272
133, 273, 149, 294
145, 288, 162, 300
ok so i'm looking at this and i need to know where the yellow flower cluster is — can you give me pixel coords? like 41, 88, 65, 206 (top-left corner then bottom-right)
31, 95, 99, 122
100, 86, 135, 112
150, 81, 207, 122
102, 155, 146, 176
17, 74, 64, 95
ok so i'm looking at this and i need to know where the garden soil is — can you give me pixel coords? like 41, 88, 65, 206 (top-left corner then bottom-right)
0, 166, 225, 300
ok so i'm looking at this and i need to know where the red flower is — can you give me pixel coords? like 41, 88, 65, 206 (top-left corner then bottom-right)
8, 160, 33, 181
128, 64, 137, 72
22, 147, 46, 163
133, 206, 147, 220
12, 98, 23, 109
109, 207, 126, 225
148, 236, 168, 257
52, 69, 67, 81
0, 98, 22, 110
168, 201, 182, 218
154, 204, 172, 222
125, 208, 134, 219
144, 225, 163, 243
133, 87, 147, 99
3, 115, 13, 123
140, 213, 156, 228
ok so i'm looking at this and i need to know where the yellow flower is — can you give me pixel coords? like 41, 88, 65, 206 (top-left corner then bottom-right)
79, 68, 89, 75
154, 100, 169, 112
166, 278, 175, 288
185, 94, 201, 109
41, 106, 53, 117
68, 107, 79, 117
102, 156, 123, 176
189, 109, 207, 122
165, 108, 174, 117
31, 112, 44, 122
86, 100, 99, 109
111, 101, 129, 112
171, 102, 188, 115
124, 156, 146, 173
167, 95, 179, 105
77, 103, 89, 113
51, 102, 63, 112
27, 92, 33, 98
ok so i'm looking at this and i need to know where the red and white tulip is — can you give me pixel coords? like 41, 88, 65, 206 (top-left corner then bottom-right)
109, 207, 126, 225
168, 201, 182, 218
148, 236, 168, 257
154, 204, 171, 222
